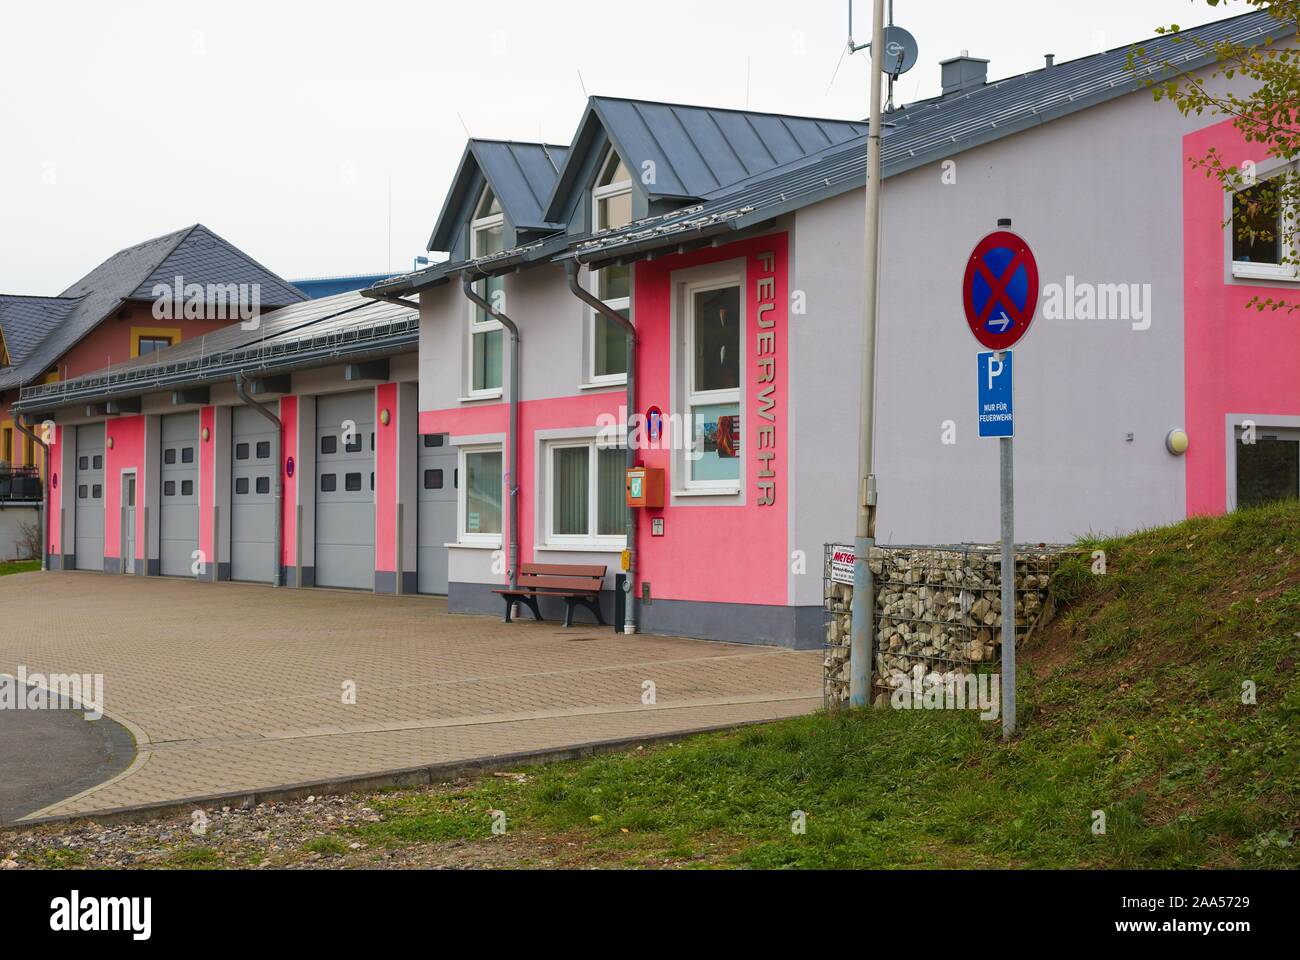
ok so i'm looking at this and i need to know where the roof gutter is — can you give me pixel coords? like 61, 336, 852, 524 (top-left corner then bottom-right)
234, 372, 284, 589
14, 334, 418, 416
564, 258, 637, 635
361, 289, 423, 311
13, 414, 51, 572
460, 270, 520, 593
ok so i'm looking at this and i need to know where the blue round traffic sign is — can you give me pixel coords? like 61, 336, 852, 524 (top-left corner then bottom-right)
962, 231, 1039, 351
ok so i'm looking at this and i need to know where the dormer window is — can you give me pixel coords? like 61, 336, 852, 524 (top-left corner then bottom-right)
586, 148, 633, 385
593, 148, 633, 232
468, 184, 505, 396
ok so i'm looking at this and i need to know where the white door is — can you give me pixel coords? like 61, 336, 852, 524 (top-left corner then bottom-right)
417, 434, 456, 594
123, 474, 136, 575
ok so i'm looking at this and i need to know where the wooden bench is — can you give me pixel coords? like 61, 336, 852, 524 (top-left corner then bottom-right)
493, 563, 608, 627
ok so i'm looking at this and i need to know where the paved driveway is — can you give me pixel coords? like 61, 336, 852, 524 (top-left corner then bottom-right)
0, 572, 820, 821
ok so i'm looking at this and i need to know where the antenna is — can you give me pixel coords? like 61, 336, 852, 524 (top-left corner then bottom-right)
848, 0, 918, 109
577, 68, 589, 99
456, 112, 471, 138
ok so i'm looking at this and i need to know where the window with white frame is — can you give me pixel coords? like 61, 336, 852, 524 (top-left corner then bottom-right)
544, 438, 627, 548
1231, 173, 1299, 280
1235, 425, 1299, 510
468, 185, 505, 395
458, 444, 503, 544
588, 148, 633, 383
684, 278, 742, 490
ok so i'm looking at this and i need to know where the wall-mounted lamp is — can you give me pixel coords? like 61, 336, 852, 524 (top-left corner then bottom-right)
202, 427, 211, 442
1166, 429, 1190, 456
380, 409, 391, 426
107, 436, 115, 450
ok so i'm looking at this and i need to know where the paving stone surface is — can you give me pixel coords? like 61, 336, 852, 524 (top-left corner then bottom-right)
0, 572, 821, 819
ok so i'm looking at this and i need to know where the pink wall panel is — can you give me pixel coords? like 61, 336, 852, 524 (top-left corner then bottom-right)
103, 415, 145, 560
48, 424, 62, 555
199, 406, 216, 563
280, 395, 298, 568
375, 384, 398, 573
1183, 119, 1300, 515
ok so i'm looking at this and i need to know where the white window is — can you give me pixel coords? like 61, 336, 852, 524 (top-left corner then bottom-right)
1231, 174, 1299, 281
684, 278, 742, 491
468, 185, 505, 396
587, 148, 633, 384
544, 438, 627, 549
458, 444, 503, 545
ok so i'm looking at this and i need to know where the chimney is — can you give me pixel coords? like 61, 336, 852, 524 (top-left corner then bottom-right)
940, 51, 990, 96
1045, 53, 1055, 68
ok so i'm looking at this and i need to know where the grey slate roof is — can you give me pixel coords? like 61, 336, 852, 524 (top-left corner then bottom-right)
428, 140, 570, 252
0, 224, 307, 393
15, 291, 416, 413
0, 295, 83, 366
566, 6, 1292, 266
543, 96, 871, 221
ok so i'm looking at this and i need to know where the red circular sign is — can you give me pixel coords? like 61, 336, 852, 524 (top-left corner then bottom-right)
962, 231, 1039, 351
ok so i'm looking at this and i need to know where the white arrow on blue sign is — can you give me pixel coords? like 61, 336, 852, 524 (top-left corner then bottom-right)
978, 351, 1014, 439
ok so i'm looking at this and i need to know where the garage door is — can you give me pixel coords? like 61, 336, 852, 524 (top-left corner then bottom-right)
231, 406, 278, 583
417, 434, 456, 595
74, 424, 105, 571
316, 392, 374, 590
159, 412, 200, 577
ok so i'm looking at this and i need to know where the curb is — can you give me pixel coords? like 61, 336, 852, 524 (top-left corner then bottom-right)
4, 713, 799, 832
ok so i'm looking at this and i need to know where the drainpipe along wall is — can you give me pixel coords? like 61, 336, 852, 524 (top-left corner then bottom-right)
565, 258, 637, 636
460, 271, 520, 591
14, 415, 50, 572
234, 373, 283, 587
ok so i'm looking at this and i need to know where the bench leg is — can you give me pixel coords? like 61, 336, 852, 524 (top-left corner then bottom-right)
501, 594, 519, 624
564, 596, 605, 628
522, 595, 544, 622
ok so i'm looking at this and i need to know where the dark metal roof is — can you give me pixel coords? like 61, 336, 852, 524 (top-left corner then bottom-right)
428, 140, 570, 252
0, 295, 84, 367
14, 291, 417, 414
0, 224, 307, 392
566, 7, 1291, 266
542, 96, 871, 222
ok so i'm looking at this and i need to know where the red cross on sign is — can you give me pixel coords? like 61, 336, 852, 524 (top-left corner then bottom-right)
962, 230, 1040, 351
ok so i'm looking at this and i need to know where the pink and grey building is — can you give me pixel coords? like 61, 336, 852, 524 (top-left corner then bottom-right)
14, 8, 1298, 648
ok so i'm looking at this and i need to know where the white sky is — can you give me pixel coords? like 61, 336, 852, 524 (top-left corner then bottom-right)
0, 0, 1231, 293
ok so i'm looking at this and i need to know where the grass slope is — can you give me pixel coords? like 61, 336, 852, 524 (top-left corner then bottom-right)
0, 561, 39, 577
333, 501, 1298, 869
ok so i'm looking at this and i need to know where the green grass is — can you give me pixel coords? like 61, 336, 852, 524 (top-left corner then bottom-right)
277, 502, 1300, 867
0, 560, 39, 577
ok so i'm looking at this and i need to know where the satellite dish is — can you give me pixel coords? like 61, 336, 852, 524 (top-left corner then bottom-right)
880, 25, 918, 77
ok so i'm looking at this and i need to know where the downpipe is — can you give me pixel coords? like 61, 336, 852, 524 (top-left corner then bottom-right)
235, 372, 283, 587
460, 271, 520, 592
565, 258, 637, 636
14, 415, 51, 572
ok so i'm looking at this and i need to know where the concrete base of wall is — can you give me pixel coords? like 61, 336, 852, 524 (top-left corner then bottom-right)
284, 566, 315, 589
447, 581, 820, 648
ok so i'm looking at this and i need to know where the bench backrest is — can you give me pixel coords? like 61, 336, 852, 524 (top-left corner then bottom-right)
517, 563, 606, 593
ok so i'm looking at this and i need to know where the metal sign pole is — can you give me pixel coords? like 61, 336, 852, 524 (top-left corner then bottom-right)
1000, 429, 1016, 740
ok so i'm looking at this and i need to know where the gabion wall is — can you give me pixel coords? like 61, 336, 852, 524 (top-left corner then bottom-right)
824, 545, 1065, 707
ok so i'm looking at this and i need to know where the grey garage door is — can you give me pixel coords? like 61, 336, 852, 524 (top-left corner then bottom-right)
231, 406, 278, 583
74, 424, 105, 571
160, 413, 200, 577
417, 434, 456, 595
316, 392, 375, 590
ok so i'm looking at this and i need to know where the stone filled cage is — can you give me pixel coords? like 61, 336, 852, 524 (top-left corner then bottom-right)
823, 543, 1069, 708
